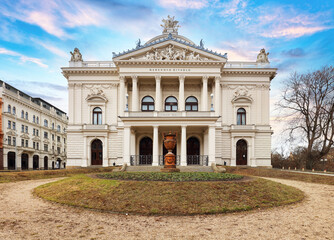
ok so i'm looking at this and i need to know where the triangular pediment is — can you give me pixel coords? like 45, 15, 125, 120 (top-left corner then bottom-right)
113, 38, 227, 62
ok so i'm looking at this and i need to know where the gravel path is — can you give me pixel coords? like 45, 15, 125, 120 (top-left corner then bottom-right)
0, 178, 333, 240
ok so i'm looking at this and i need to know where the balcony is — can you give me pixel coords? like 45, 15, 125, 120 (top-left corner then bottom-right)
124, 111, 217, 118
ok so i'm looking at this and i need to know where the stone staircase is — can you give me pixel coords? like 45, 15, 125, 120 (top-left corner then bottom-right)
125, 166, 213, 172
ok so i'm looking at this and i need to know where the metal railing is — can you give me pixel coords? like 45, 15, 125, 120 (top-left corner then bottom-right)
159, 155, 180, 166
130, 155, 153, 166
187, 155, 208, 166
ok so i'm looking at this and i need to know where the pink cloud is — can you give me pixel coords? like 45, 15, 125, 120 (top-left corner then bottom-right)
0, 47, 48, 68
159, 0, 208, 9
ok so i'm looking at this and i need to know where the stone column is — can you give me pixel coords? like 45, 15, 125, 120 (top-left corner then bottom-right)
123, 126, 131, 165
132, 75, 139, 111
208, 126, 216, 165
130, 129, 136, 156
119, 76, 125, 116
75, 83, 82, 124
180, 125, 187, 166
231, 137, 236, 166
68, 83, 75, 124
103, 137, 108, 167
202, 75, 208, 111
215, 76, 221, 115
155, 75, 161, 111
28, 154, 33, 170
16, 153, 21, 170
152, 126, 159, 166
179, 75, 185, 111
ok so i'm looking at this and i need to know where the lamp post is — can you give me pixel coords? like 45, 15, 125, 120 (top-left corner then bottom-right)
4, 111, 17, 170
125, 93, 129, 112
210, 93, 214, 111
320, 158, 327, 171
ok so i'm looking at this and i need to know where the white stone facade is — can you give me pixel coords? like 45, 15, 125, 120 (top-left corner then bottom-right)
0, 81, 68, 170
62, 18, 276, 168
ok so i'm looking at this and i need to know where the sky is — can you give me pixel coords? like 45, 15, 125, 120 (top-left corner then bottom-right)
0, 0, 333, 151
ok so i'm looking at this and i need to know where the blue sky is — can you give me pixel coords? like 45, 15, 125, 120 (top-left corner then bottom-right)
0, 0, 333, 150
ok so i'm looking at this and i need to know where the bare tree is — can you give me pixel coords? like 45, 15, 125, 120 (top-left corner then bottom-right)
278, 66, 334, 169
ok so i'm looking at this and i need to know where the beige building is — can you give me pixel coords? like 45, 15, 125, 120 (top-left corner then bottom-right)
0, 81, 68, 170
62, 17, 276, 168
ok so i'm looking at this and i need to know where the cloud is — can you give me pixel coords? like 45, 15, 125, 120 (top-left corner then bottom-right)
159, 0, 208, 9
31, 38, 68, 58
0, 48, 48, 68
217, 2, 333, 39
281, 48, 306, 58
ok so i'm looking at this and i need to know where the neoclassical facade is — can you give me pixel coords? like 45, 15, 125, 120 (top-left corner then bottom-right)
62, 17, 276, 168
0, 81, 68, 170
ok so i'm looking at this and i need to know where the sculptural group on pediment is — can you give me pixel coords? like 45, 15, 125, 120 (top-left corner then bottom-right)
135, 44, 210, 61
161, 15, 180, 34
256, 48, 269, 64
70, 48, 83, 62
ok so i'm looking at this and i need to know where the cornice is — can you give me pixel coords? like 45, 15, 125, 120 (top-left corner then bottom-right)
61, 68, 118, 79
222, 68, 277, 80
114, 60, 225, 66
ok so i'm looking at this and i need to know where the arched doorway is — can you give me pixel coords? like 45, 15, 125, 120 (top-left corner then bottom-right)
21, 153, 28, 170
44, 156, 48, 170
187, 137, 200, 165
236, 139, 247, 165
91, 139, 103, 165
33, 155, 39, 170
7, 152, 16, 170
139, 137, 152, 165
57, 158, 61, 169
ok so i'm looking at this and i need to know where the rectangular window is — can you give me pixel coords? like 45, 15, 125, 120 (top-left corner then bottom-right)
36, 142, 39, 150
25, 126, 28, 133
21, 139, 24, 147
8, 120, 11, 129
36, 130, 39, 136
21, 125, 24, 132
13, 137, 16, 146
64, 138, 66, 144
12, 122, 16, 130
52, 134, 55, 141
33, 129, 36, 136
8, 136, 11, 145
33, 142, 35, 149
44, 144, 48, 152
52, 145, 54, 151
25, 140, 28, 147
57, 147, 60, 154
57, 136, 60, 142
44, 132, 48, 139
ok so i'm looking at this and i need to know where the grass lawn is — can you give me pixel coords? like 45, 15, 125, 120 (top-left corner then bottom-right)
0, 167, 115, 183
34, 174, 304, 216
225, 167, 334, 185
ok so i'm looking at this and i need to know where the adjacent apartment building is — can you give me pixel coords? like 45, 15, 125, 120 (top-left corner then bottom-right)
0, 81, 68, 170
62, 16, 277, 168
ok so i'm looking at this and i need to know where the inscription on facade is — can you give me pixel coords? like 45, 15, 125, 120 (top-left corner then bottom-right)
149, 68, 191, 72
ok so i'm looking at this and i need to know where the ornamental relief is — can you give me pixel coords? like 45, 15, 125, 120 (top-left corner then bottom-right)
131, 44, 212, 61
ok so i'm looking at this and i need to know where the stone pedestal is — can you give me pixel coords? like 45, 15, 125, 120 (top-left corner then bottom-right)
161, 132, 180, 173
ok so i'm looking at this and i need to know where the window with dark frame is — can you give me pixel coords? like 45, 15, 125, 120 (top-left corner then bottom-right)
165, 96, 178, 112
185, 96, 198, 111
93, 107, 102, 125
237, 108, 246, 125
141, 96, 155, 111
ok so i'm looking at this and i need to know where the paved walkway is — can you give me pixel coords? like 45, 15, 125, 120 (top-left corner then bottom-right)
0, 178, 333, 240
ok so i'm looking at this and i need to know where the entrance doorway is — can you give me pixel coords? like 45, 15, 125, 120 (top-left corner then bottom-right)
91, 139, 103, 165
187, 137, 200, 165
7, 152, 16, 170
44, 156, 48, 170
139, 137, 152, 165
33, 155, 39, 170
21, 153, 28, 170
236, 139, 247, 165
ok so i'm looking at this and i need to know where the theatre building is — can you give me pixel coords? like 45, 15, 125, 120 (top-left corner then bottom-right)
0, 81, 68, 170
62, 17, 277, 168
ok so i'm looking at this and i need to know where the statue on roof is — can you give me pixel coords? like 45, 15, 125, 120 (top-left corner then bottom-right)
136, 39, 141, 48
161, 15, 180, 34
200, 39, 204, 48
256, 48, 269, 64
70, 48, 83, 62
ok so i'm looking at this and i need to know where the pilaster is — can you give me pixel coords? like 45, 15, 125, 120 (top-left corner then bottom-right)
132, 75, 139, 111
180, 125, 187, 166
202, 75, 208, 111
152, 126, 159, 166
155, 75, 161, 111
179, 75, 185, 111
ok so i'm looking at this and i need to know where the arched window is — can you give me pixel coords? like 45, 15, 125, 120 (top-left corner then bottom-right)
21, 110, 24, 118
7, 105, 11, 113
93, 107, 102, 125
57, 125, 61, 132
12, 107, 16, 115
33, 115, 35, 123
237, 108, 246, 125
185, 96, 198, 111
165, 96, 178, 112
25, 112, 28, 120
36, 117, 39, 124
44, 119, 48, 127
52, 123, 55, 129
141, 96, 154, 111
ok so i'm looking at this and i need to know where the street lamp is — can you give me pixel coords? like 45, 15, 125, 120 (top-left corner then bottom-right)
4, 111, 17, 170
210, 93, 214, 111
320, 158, 327, 171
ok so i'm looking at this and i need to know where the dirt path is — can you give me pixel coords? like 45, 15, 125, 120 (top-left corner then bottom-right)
0, 178, 333, 240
